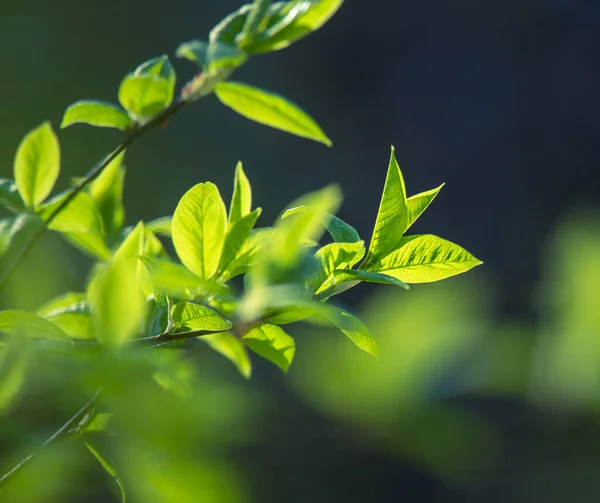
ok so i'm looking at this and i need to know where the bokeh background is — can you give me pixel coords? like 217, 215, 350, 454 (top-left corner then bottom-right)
1, 0, 600, 501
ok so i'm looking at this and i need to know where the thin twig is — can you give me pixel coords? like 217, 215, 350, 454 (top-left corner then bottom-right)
0, 388, 102, 491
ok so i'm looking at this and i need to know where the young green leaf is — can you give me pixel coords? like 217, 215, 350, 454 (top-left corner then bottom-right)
366, 234, 483, 283
45, 312, 96, 340
406, 183, 444, 232
209, 5, 253, 46
256, 1, 312, 43
236, 0, 272, 48
364, 146, 408, 264
215, 81, 332, 146
0, 214, 45, 277
134, 55, 176, 90
219, 208, 262, 275
118, 74, 172, 122
84, 439, 126, 503
0, 338, 30, 410
171, 303, 233, 332
14, 122, 60, 209
333, 269, 409, 289
202, 332, 252, 379
229, 161, 252, 224
35, 291, 88, 317
248, 0, 344, 54
242, 322, 295, 372
0, 179, 26, 213
312, 241, 365, 294
265, 305, 314, 324
323, 305, 379, 358
172, 183, 228, 280
61, 100, 132, 130
114, 221, 144, 262
145, 216, 172, 237
88, 256, 147, 347
221, 227, 276, 279
145, 259, 226, 298
0, 310, 71, 342
281, 206, 360, 243
89, 152, 125, 244
176, 40, 247, 70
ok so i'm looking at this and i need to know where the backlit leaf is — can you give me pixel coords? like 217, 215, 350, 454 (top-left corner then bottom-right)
0, 310, 71, 342
0, 178, 26, 213
229, 161, 252, 225
323, 305, 379, 358
61, 100, 132, 130
202, 332, 252, 379
215, 81, 331, 145
171, 303, 233, 332
406, 183, 444, 232
243, 322, 295, 372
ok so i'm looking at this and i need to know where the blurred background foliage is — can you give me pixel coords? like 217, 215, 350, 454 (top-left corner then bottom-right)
1, 0, 600, 501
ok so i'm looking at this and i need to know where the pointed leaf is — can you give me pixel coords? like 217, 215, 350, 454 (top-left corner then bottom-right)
134, 55, 176, 91
364, 146, 408, 265
368, 234, 483, 283
88, 256, 147, 347
229, 161, 252, 224
177, 39, 247, 70
406, 183, 444, 231
36, 292, 88, 317
118, 74, 172, 122
248, 0, 343, 54
171, 303, 233, 332
333, 269, 409, 289
61, 100, 132, 130
0, 179, 26, 213
324, 305, 379, 358
84, 439, 126, 503
202, 332, 252, 379
0, 338, 30, 409
222, 227, 276, 279
14, 122, 60, 208
0, 214, 45, 277
237, 0, 272, 48
0, 310, 71, 341
282, 206, 360, 243
219, 208, 262, 275
172, 183, 227, 280
243, 323, 295, 372
146, 259, 226, 298
312, 241, 365, 294
209, 5, 253, 46
145, 216, 171, 237
215, 81, 331, 145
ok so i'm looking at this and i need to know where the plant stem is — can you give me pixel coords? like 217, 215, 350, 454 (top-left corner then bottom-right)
0, 97, 189, 289
0, 388, 102, 491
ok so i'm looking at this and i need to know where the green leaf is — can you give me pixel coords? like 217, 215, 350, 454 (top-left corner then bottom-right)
222, 227, 276, 279
0, 214, 44, 280
248, 0, 344, 54
45, 312, 96, 340
367, 234, 483, 283
118, 73, 172, 122
333, 269, 409, 289
145, 216, 171, 237
229, 161, 252, 225
145, 259, 226, 298
237, 0, 272, 48
282, 206, 360, 243
0, 179, 26, 213
215, 81, 331, 145
14, 122, 60, 209
364, 146, 408, 264
0, 310, 71, 341
172, 183, 228, 280
114, 221, 145, 262
256, 1, 312, 43
171, 303, 233, 332
209, 5, 253, 46
88, 256, 147, 347
202, 332, 252, 379
40, 191, 110, 260
265, 305, 314, 324
61, 100, 132, 130
242, 323, 295, 372
323, 305, 379, 358
219, 208, 262, 276
89, 152, 126, 244
312, 241, 365, 294
134, 55, 176, 90
35, 291, 88, 317
406, 183, 444, 231
0, 338, 30, 410
176, 40, 247, 70
84, 439, 126, 503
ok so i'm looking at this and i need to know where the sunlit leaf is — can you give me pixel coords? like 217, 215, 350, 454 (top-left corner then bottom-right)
144, 216, 171, 237
176, 40, 247, 70
312, 241, 365, 294
202, 332, 252, 379
364, 146, 408, 264
323, 305, 379, 358
172, 183, 227, 280
215, 81, 332, 145
219, 208, 262, 276
282, 206, 360, 243
171, 303, 233, 332
14, 122, 60, 209
85, 439, 126, 503
406, 183, 444, 232
222, 227, 276, 279
88, 256, 147, 347
236, 0, 272, 48
118, 74, 172, 122
248, 0, 344, 53
367, 234, 482, 283
209, 5, 253, 46
0, 310, 71, 341
61, 100, 132, 130
0, 338, 30, 410
229, 161, 252, 225
35, 291, 88, 317
243, 322, 295, 372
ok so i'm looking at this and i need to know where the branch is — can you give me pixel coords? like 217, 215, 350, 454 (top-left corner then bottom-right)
0, 388, 102, 491
0, 97, 189, 289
